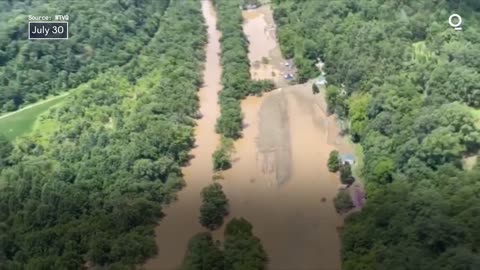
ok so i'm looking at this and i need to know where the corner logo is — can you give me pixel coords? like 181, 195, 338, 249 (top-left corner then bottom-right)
449, 14, 462, 31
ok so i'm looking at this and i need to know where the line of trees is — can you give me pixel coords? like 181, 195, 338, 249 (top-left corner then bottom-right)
0, 0, 170, 113
181, 218, 268, 270
0, 0, 207, 268
213, 0, 275, 140
273, 0, 480, 269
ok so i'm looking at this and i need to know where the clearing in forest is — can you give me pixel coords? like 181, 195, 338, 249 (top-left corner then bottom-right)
0, 94, 69, 141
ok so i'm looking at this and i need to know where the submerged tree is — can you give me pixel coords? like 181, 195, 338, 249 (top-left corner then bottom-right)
200, 183, 229, 230
224, 218, 268, 270
340, 163, 354, 186
181, 232, 224, 270
213, 137, 235, 171
182, 218, 267, 270
327, 150, 340, 172
334, 190, 354, 214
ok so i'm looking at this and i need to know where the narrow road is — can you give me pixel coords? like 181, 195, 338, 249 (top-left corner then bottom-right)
143, 1, 222, 269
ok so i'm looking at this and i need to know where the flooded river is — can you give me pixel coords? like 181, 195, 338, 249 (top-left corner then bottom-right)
216, 5, 354, 270
143, 1, 222, 269
145, 2, 354, 270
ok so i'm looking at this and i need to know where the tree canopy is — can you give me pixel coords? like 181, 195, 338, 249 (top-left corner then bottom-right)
0, 0, 169, 112
273, 0, 480, 268
181, 233, 224, 270
0, 0, 207, 268
214, 0, 275, 139
328, 150, 340, 172
182, 218, 268, 270
200, 183, 229, 230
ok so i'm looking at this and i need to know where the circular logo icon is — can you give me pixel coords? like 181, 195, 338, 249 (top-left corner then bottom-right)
449, 14, 462, 29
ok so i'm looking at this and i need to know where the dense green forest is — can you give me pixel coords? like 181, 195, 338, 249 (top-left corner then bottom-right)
181, 218, 267, 270
273, 0, 480, 269
0, 0, 169, 112
214, 0, 274, 139
0, 0, 207, 268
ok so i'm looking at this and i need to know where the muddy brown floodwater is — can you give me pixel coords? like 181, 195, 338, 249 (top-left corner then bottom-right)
143, 1, 222, 269
213, 5, 354, 270
144, 3, 355, 270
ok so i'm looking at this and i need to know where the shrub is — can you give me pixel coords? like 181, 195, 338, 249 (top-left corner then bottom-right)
327, 150, 340, 172
340, 163, 355, 185
334, 190, 354, 214
213, 137, 235, 171
199, 183, 229, 230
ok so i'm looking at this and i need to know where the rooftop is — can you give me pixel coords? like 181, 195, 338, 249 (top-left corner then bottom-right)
340, 153, 355, 164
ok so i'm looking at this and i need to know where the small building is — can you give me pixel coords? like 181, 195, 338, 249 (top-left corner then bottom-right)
314, 75, 327, 87
283, 59, 295, 69
340, 154, 355, 165
244, 4, 257, 10
283, 73, 294, 80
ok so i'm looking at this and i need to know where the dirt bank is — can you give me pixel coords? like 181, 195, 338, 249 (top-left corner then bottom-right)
143, 1, 222, 269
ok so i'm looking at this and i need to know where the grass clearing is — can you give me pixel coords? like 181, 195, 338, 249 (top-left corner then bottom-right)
473, 108, 480, 128
412, 41, 434, 64
0, 94, 69, 141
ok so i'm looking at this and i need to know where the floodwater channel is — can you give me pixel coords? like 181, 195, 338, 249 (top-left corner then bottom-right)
145, 2, 354, 270
215, 5, 354, 270
143, 1, 222, 269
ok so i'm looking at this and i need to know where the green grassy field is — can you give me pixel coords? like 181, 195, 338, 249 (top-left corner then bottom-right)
0, 94, 68, 141
473, 108, 480, 128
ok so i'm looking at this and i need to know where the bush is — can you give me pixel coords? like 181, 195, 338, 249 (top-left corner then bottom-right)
334, 190, 354, 214
327, 150, 340, 172
249, 80, 275, 96
340, 163, 355, 186
213, 137, 235, 171
325, 85, 340, 115
199, 183, 229, 230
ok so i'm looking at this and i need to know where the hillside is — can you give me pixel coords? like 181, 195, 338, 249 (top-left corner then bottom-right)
0, 0, 207, 268
0, 0, 169, 112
